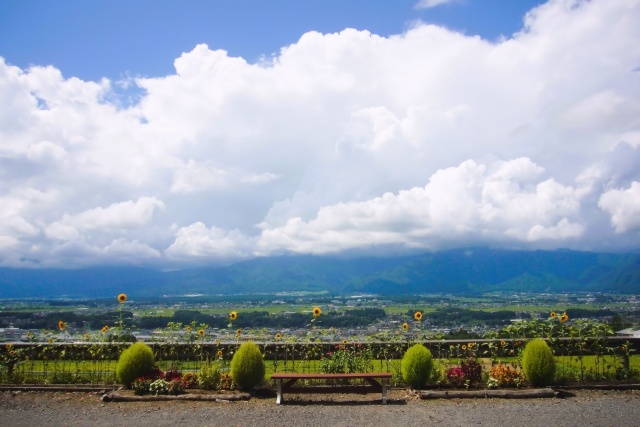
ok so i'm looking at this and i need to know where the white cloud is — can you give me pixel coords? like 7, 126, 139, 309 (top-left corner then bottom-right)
256, 158, 585, 255
165, 222, 253, 261
1, 0, 639, 267
414, 0, 460, 9
45, 197, 165, 239
598, 182, 640, 233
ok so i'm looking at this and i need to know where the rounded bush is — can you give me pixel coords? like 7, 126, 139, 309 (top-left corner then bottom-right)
522, 338, 556, 387
116, 342, 156, 388
230, 341, 265, 389
401, 344, 434, 389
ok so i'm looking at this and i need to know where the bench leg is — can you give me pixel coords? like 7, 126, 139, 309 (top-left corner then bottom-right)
381, 378, 388, 404
276, 379, 283, 405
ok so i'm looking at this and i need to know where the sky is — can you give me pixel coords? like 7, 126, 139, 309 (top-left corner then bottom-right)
0, 0, 639, 269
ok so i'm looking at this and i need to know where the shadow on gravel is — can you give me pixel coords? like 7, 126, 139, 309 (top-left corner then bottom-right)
277, 398, 407, 406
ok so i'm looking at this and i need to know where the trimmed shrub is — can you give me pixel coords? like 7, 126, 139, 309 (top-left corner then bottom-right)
522, 338, 556, 387
401, 344, 434, 389
115, 342, 155, 388
230, 342, 265, 389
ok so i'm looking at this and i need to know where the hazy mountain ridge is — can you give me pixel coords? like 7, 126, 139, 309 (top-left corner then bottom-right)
0, 249, 638, 298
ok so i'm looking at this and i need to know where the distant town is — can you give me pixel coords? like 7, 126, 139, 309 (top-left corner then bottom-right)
2, 292, 639, 343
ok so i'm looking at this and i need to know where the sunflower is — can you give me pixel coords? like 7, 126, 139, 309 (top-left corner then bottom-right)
236, 328, 242, 336
217, 350, 223, 358
550, 311, 557, 318
117, 293, 127, 303
559, 313, 569, 323
468, 342, 474, 348
48, 338, 54, 344
312, 307, 322, 317
198, 329, 205, 337
275, 333, 282, 340
185, 325, 192, 332
500, 340, 506, 346
461, 345, 467, 351
402, 322, 409, 331
414, 311, 423, 321
343, 339, 349, 344
58, 320, 66, 331
101, 325, 110, 334
83, 333, 90, 341
229, 311, 238, 321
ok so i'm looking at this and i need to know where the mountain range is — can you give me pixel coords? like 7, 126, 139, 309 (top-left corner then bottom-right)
0, 248, 639, 298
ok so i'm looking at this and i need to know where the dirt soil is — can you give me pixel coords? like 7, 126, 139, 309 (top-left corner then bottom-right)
1, 388, 639, 427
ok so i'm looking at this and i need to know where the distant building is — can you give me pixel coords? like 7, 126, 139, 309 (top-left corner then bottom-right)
0, 325, 22, 341
615, 328, 640, 337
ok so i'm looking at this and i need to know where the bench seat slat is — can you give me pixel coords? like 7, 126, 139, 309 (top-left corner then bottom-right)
271, 372, 391, 380
272, 372, 391, 405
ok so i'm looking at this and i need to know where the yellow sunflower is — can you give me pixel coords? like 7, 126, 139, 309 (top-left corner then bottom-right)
101, 325, 110, 334
58, 320, 66, 331
236, 328, 242, 336
48, 338, 54, 344
198, 329, 205, 337
550, 311, 557, 318
275, 333, 282, 340
343, 339, 349, 344
229, 311, 238, 321
414, 311, 423, 321
217, 350, 223, 358
559, 313, 569, 323
117, 293, 127, 303
468, 342, 474, 348
312, 307, 322, 317
461, 345, 467, 350
500, 340, 506, 346
402, 322, 409, 331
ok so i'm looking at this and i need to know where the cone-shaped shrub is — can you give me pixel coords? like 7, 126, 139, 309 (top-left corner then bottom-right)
116, 342, 155, 388
522, 338, 556, 387
230, 341, 265, 389
401, 344, 433, 389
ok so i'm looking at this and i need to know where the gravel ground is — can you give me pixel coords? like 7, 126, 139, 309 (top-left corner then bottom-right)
1, 388, 639, 427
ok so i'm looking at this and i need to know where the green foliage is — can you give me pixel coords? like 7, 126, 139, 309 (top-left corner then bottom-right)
522, 338, 556, 387
198, 362, 221, 390
401, 344, 433, 389
115, 342, 155, 388
320, 344, 373, 374
230, 342, 265, 389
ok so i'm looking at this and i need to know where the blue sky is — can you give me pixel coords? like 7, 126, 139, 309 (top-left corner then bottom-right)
1, 0, 543, 81
0, 0, 639, 269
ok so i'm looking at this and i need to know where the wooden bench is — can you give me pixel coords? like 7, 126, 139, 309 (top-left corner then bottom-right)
270, 372, 392, 405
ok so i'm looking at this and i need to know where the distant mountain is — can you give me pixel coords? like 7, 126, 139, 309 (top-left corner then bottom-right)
0, 248, 639, 298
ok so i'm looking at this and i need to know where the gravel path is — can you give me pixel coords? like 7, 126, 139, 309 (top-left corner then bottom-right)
1, 389, 639, 427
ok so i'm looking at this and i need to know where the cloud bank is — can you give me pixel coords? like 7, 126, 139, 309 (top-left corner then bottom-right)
1, 0, 639, 268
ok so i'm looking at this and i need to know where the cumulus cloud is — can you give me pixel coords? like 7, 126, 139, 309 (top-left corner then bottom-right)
599, 182, 640, 233
44, 197, 165, 241
1, 0, 639, 267
165, 222, 254, 261
256, 158, 585, 254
